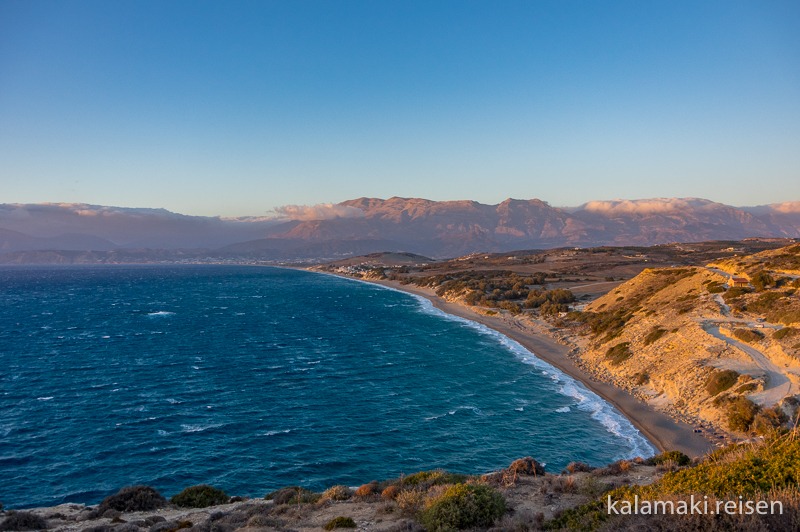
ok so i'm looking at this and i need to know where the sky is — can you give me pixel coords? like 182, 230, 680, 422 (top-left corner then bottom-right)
1, 0, 799, 217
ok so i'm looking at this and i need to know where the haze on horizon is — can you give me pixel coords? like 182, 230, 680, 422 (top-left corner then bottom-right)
1, 0, 799, 217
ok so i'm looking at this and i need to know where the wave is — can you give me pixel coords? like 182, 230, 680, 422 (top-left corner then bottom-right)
349, 279, 656, 459
147, 311, 175, 317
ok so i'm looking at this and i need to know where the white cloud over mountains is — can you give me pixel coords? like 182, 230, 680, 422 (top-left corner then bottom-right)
273, 203, 366, 221
580, 198, 719, 215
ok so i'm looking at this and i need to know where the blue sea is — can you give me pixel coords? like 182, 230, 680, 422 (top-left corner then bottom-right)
0, 265, 653, 509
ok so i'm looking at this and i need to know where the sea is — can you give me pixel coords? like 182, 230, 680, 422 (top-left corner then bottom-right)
0, 265, 654, 509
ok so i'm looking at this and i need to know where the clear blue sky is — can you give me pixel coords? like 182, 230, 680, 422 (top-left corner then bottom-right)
1, 0, 798, 216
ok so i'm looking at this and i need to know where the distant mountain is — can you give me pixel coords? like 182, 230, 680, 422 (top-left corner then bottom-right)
1, 198, 798, 262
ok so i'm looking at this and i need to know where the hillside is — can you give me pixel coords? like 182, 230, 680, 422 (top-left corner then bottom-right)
571, 244, 800, 437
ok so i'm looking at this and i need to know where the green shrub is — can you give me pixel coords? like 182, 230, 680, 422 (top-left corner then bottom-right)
733, 328, 764, 343
0, 512, 48, 531
753, 406, 789, 435
402, 470, 468, 488
643, 327, 666, 346
265, 486, 319, 505
170, 484, 229, 508
419, 483, 506, 531
98, 485, 167, 513
751, 271, 775, 291
726, 396, 761, 432
324, 516, 356, 530
605, 342, 632, 365
646, 451, 691, 467
705, 369, 739, 396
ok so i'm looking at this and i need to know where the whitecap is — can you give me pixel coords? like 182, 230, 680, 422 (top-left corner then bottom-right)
555, 406, 571, 413
147, 311, 175, 317
261, 429, 292, 436
180, 423, 221, 433
37, 396, 54, 401
515, 407, 524, 412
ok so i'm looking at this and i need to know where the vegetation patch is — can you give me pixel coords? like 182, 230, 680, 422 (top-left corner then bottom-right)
705, 369, 739, 396
402, 470, 469, 489
170, 484, 229, 508
725, 396, 761, 432
645, 451, 691, 467
265, 486, 320, 505
733, 328, 764, 343
605, 342, 632, 365
643, 327, 667, 346
0, 512, 48, 531
98, 485, 167, 513
324, 516, 356, 529
774, 327, 799, 340
419, 483, 506, 531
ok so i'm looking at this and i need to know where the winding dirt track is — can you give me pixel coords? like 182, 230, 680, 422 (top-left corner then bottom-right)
704, 324, 793, 406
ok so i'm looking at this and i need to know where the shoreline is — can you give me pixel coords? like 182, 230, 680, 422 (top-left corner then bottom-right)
346, 275, 715, 459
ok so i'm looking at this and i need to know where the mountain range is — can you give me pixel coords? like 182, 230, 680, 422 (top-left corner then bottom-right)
1, 198, 799, 262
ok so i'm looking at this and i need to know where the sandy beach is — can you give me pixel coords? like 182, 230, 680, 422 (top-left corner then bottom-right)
360, 277, 716, 459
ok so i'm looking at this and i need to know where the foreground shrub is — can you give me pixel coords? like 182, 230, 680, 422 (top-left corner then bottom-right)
324, 516, 356, 529
507, 457, 545, 476
381, 485, 400, 500
563, 461, 595, 474
354, 481, 380, 498
402, 470, 468, 489
645, 450, 691, 467
419, 483, 506, 531
265, 486, 319, 505
705, 369, 739, 396
0, 511, 48, 531
320, 485, 353, 502
170, 484, 229, 508
98, 485, 167, 513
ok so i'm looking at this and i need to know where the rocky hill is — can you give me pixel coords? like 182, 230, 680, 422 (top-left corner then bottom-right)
571, 244, 800, 436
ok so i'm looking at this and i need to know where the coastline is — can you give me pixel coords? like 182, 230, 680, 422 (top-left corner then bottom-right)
349, 276, 715, 459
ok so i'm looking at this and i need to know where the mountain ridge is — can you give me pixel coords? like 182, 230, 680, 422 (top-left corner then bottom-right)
1, 197, 799, 260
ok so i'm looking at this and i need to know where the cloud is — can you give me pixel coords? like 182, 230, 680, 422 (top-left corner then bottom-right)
767, 201, 800, 214
273, 203, 365, 221
580, 198, 717, 215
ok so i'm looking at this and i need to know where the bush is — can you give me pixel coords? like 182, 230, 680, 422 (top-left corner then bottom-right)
705, 369, 739, 396
605, 342, 632, 365
419, 484, 506, 531
381, 485, 400, 500
646, 451, 691, 467
324, 516, 356, 530
265, 486, 319, 505
726, 397, 761, 432
507, 457, 545, 476
170, 484, 229, 508
320, 485, 353, 502
643, 327, 666, 346
402, 470, 468, 489
98, 485, 167, 513
0, 511, 48, 531
733, 328, 764, 343
354, 481, 380, 498
753, 406, 789, 435
774, 327, 798, 340
563, 461, 595, 474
